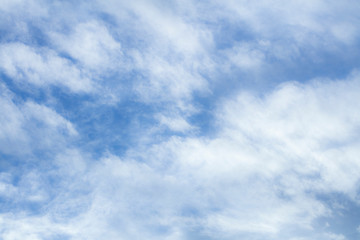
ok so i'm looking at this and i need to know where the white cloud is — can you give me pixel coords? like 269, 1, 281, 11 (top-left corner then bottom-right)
0, 84, 77, 155
325, 232, 347, 240
99, 0, 213, 56
0, 85, 29, 154
1, 67, 360, 239
217, 0, 360, 46
13, 70, 354, 239
0, 214, 73, 240
49, 21, 122, 72
18, 171, 49, 202
22, 101, 77, 136
103, 71, 360, 238
0, 0, 47, 17
1, 1, 360, 239
95, 0, 213, 107
0, 43, 94, 93
132, 51, 208, 104
223, 41, 266, 71
0, 173, 17, 199
156, 114, 194, 132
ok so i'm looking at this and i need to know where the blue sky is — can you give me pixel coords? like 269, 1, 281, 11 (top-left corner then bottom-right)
1, 0, 360, 239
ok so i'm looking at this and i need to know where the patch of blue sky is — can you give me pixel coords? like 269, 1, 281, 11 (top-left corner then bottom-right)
43, 235, 71, 240
315, 192, 360, 240
0, 74, 48, 103
212, 20, 255, 50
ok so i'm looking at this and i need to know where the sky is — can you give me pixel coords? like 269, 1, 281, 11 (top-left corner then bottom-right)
1, 0, 360, 239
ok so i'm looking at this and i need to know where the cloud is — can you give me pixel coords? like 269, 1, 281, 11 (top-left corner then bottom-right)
0, 84, 77, 155
0, 0, 47, 17
0, 214, 72, 240
98, 71, 360, 238
95, 0, 213, 106
156, 114, 194, 132
99, 0, 213, 56
217, 0, 360, 45
1, 71, 355, 239
49, 21, 122, 72
0, 43, 94, 93
325, 233, 347, 240
1, 1, 360, 240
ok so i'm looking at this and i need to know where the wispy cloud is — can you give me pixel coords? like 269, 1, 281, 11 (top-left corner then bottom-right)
0, 43, 94, 93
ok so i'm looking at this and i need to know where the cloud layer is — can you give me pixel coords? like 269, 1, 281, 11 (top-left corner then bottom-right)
1, 0, 360, 239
